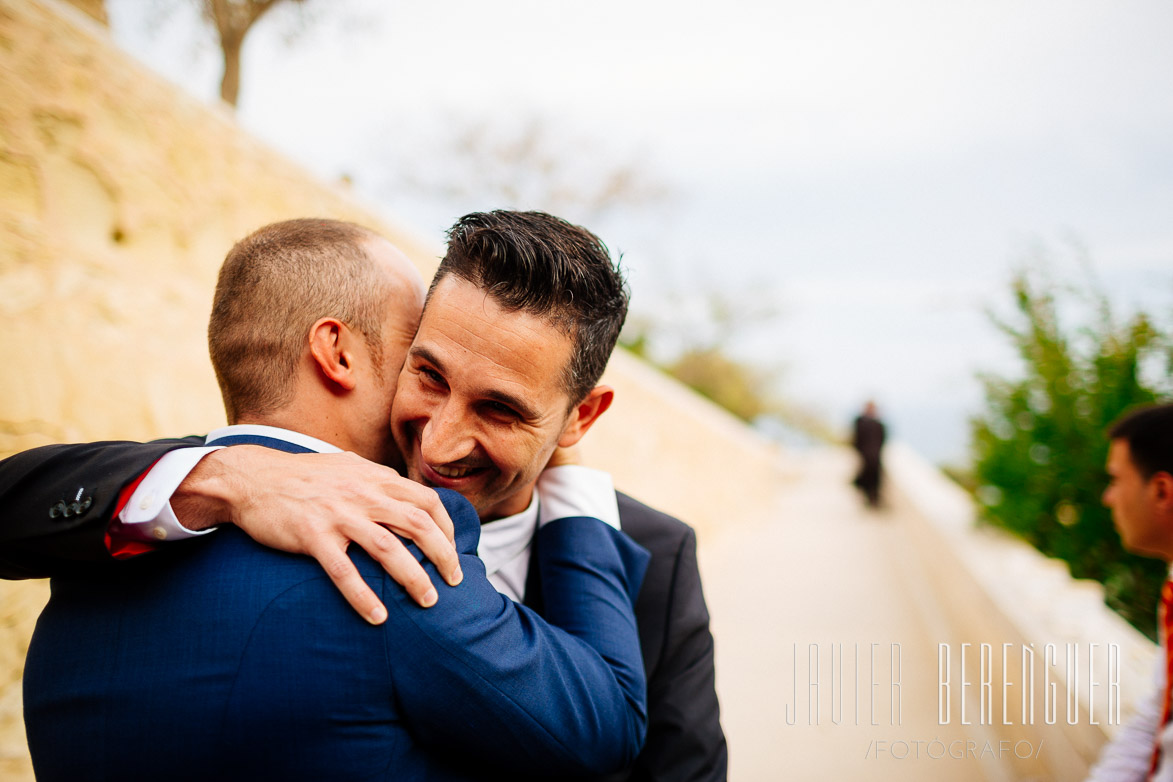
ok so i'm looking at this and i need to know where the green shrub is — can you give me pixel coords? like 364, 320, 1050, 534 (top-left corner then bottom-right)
971, 268, 1171, 639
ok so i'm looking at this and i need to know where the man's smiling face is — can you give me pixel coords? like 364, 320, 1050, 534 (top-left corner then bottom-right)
390, 275, 577, 520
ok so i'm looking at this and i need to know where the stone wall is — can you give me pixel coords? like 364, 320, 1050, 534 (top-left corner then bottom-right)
885, 443, 1148, 779
62, 0, 105, 25
0, 1, 783, 776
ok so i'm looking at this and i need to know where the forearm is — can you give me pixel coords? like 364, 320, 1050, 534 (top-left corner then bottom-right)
534, 517, 651, 762
0, 438, 198, 577
1, 433, 461, 619
169, 446, 260, 531
391, 489, 649, 776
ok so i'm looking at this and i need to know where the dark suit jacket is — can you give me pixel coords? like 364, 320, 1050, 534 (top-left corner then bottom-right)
851, 415, 885, 462
22, 452, 650, 781
1, 439, 727, 781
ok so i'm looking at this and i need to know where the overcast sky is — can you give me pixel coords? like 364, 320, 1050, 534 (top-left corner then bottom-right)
107, 0, 1173, 463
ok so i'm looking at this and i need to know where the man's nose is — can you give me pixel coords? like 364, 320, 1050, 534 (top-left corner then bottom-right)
418, 402, 475, 465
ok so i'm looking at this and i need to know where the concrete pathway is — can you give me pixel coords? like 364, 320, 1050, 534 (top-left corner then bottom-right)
700, 447, 1020, 781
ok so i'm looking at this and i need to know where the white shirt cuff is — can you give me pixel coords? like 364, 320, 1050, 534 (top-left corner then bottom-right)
115, 446, 224, 541
536, 466, 620, 530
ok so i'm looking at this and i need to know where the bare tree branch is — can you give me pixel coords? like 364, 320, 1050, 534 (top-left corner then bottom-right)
384, 116, 669, 224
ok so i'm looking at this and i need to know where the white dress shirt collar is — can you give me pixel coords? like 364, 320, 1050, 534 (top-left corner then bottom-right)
478, 490, 540, 602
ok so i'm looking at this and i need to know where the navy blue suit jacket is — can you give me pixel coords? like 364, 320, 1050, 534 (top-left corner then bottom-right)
3, 437, 724, 780
23, 479, 650, 781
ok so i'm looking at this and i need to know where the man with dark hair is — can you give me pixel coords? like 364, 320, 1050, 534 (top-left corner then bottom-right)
18, 218, 651, 781
396, 212, 726, 781
432, 211, 628, 405
1086, 402, 1173, 781
4, 211, 727, 782
397, 210, 628, 519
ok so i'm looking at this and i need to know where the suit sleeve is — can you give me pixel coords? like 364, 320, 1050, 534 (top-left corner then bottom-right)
384, 490, 651, 778
0, 438, 201, 578
635, 526, 728, 782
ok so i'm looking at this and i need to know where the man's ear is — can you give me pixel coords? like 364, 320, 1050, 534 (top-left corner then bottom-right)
308, 317, 358, 391
558, 386, 614, 447
1154, 472, 1173, 513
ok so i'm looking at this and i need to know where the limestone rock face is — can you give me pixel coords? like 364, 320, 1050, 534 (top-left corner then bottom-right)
62, 0, 107, 26
0, 1, 781, 777
0, 1, 441, 462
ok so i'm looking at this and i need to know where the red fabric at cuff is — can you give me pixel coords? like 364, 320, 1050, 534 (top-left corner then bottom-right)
104, 458, 164, 560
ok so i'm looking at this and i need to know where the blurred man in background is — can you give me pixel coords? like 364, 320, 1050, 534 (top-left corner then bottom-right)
851, 400, 886, 508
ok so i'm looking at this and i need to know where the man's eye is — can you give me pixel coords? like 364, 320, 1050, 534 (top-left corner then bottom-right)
485, 402, 518, 419
420, 368, 443, 384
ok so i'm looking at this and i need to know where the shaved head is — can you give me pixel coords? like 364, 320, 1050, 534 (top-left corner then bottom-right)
208, 218, 422, 422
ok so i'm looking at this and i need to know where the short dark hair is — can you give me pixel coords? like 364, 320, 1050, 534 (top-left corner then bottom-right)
1108, 403, 1173, 479
430, 210, 629, 405
208, 218, 391, 422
